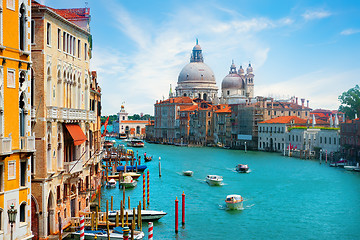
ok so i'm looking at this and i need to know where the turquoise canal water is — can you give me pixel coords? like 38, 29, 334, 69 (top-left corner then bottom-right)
100, 139, 360, 240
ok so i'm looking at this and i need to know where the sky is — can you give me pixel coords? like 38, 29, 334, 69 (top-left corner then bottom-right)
39, 0, 360, 116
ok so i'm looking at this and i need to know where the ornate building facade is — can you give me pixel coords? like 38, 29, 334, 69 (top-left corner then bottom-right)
31, 1, 98, 239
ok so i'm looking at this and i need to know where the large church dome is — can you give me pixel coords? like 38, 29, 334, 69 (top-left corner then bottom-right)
175, 40, 218, 103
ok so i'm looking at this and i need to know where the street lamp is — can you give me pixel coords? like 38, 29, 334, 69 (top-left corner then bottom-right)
8, 204, 17, 240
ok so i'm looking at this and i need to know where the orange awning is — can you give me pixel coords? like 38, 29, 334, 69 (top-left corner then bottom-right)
65, 124, 87, 146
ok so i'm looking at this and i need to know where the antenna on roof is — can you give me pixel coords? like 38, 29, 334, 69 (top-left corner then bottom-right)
85, 1, 88, 8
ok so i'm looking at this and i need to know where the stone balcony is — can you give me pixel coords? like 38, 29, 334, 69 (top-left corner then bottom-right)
0, 137, 12, 155
20, 136, 36, 152
64, 160, 83, 174
47, 106, 96, 122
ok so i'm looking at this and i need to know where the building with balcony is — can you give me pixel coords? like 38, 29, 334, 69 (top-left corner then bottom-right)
31, 1, 94, 238
0, 0, 35, 239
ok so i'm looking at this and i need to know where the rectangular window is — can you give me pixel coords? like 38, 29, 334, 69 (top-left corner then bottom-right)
73, 37, 76, 56
7, 0, 15, 10
334, 138, 336, 145
31, 20, 35, 44
46, 22, 51, 46
57, 28, 61, 49
8, 160, 16, 180
329, 137, 331, 144
78, 39, 81, 58
20, 161, 26, 187
7, 69, 15, 88
320, 137, 322, 143
69, 36, 72, 55
67, 34, 69, 53
57, 185, 61, 201
63, 32, 66, 51
0, 164, 3, 192
85, 43, 88, 60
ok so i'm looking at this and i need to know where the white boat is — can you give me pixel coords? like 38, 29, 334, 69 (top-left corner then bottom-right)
119, 176, 137, 188
344, 166, 357, 171
127, 139, 145, 148
225, 194, 244, 210
206, 175, 223, 186
183, 170, 193, 176
123, 172, 141, 180
73, 227, 144, 239
108, 209, 167, 222
106, 179, 116, 188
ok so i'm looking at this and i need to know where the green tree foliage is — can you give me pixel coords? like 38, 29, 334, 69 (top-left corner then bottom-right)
338, 85, 360, 120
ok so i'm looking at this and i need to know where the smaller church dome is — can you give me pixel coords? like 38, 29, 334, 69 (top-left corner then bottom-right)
222, 61, 243, 89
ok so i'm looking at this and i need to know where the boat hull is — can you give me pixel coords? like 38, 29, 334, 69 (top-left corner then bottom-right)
226, 202, 243, 210
109, 209, 167, 222
119, 181, 137, 188
183, 171, 193, 176
206, 179, 222, 186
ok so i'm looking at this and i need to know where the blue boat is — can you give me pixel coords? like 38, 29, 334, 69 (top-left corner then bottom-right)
116, 164, 147, 172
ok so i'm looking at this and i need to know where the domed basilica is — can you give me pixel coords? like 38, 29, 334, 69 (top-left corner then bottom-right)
175, 40, 219, 103
174, 40, 255, 104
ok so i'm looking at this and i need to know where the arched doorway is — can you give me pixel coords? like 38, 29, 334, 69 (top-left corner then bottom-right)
47, 191, 54, 235
31, 196, 39, 240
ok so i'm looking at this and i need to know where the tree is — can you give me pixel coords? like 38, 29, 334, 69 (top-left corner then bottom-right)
338, 85, 360, 120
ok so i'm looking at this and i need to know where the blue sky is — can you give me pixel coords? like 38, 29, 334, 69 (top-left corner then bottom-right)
40, 0, 360, 115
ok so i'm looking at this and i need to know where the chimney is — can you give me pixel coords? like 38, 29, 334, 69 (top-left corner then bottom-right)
307, 100, 309, 108
301, 98, 305, 108
296, 97, 298, 105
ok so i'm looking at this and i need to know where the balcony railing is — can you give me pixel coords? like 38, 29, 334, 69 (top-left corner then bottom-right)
20, 136, 35, 152
47, 107, 96, 122
0, 137, 12, 155
64, 160, 83, 174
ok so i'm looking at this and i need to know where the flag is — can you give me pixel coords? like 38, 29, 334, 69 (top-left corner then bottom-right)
102, 116, 109, 137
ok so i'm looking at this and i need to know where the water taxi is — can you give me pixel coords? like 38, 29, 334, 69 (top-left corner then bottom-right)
206, 175, 223, 186
127, 139, 145, 147
225, 194, 244, 210
236, 164, 250, 173
109, 209, 167, 222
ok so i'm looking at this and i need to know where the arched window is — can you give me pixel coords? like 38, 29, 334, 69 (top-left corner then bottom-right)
20, 202, 26, 222
19, 4, 26, 51
19, 92, 26, 137
183, 93, 187, 97
203, 93, 207, 101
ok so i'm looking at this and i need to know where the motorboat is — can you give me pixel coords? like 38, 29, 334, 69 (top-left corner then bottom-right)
73, 227, 144, 239
206, 175, 223, 186
330, 159, 347, 167
127, 139, 145, 148
225, 194, 244, 210
109, 209, 167, 222
119, 176, 137, 188
106, 179, 116, 188
119, 133, 127, 139
182, 170, 193, 176
344, 166, 357, 171
117, 164, 147, 172
123, 172, 141, 180
236, 164, 250, 173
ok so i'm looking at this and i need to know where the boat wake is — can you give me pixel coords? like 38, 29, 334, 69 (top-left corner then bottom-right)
226, 168, 237, 173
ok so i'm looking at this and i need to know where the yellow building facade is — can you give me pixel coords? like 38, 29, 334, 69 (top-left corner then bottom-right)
0, 0, 35, 239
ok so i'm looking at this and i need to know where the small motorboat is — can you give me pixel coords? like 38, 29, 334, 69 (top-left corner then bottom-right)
236, 164, 250, 173
109, 209, 167, 222
73, 227, 144, 239
119, 176, 137, 188
330, 159, 347, 167
206, 175, 223, 186
123, 172, 141, 180
106, 179, 116, 188
225, 194, 244, 210
127, 139, 145, 148
344, 166, 357, 171
183, 170, 193, 176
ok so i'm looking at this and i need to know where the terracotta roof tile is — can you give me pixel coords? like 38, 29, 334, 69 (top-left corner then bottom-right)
259, 116, 307, 124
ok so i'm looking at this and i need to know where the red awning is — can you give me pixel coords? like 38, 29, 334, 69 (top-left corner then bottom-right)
65, 124, 87, 146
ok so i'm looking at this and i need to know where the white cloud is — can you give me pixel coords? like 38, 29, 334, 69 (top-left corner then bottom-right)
302, 10, 331, 20
340, 28, 360, 35
256, 69, 360, 110
95, 3, 293, 115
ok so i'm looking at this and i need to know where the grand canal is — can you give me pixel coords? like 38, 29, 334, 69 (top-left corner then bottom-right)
100, 139, 360, 240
